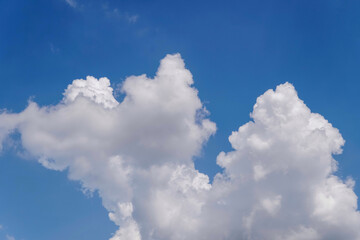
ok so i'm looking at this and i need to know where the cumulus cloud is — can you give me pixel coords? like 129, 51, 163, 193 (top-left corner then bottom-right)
208, 83, 359, 239
0, 54, 359, 240
63, 76, 119, 108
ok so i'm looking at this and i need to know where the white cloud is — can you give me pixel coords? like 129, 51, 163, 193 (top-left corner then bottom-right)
0, 54, 359, 240
65, 0, 77, 8
63, 76, 119, 108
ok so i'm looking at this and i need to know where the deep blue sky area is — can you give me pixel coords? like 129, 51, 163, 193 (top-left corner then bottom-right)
1, 0, 360, 239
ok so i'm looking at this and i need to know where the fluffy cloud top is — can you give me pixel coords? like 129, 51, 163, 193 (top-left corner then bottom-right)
0, 54, 359, 240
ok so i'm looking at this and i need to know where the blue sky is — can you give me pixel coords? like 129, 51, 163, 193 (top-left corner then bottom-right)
1, 0, 360, 239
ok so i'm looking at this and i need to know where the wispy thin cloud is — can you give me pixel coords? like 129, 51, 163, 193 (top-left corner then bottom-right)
126, 14, 139, 23
102, 4, 139, 24
65, 0, 77, 8
49, 43, 60, 54
6, 235, 15, 240
0, 225, 17, 240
